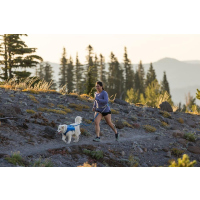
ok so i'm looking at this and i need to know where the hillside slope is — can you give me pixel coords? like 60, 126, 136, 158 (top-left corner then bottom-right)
1, 88, 200, 167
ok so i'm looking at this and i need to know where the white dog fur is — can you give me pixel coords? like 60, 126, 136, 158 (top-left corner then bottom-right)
57, 116, 82, 144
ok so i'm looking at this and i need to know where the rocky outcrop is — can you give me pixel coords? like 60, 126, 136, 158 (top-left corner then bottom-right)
159, 101, 173, 112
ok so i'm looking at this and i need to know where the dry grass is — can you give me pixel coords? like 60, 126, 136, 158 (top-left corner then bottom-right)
160, 111, 171, 118
109, 94, 116, 103
78, 94, 93, 102
37, 107, 67, 115
48, 103, 55, 108
122, 121, 134, 128
143, 125, 156, 132
177, 118, 184, 124
0, 77, 56, 93
161, 121, 168, 127
156, 91, 170, 108
26, 109, 36, 114
57, 105, 72, 113
111, 108, 119, 114
80, 128, 90, 136
29, 95, 39, 103
68, 103, 90, 111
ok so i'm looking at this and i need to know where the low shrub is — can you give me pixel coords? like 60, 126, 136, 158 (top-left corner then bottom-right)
80, 128, 90, 136
184, 132, 197, 142
131, 116, 138, 121
169, 154, 196, 167
143, 125, 156, 132
128, 155, 139, 167
122, 121, 134, 128
160, 111, 171, 118
111, 108, 119, 114
5, 151, 29, 166
26, 109, 36, 114
132, 123, 140, 128
177, 118, 184, 124
161, 121, 168, 127
69, 103, 89, 111
78, 162, 97, 167
37, 107, 67, 115
171, 148, 184, 157
32, 157, 54, 167
29, 94, 39, 103
57, 105, 72, 113
48, 103, 55, 107
83, 149, 104, 160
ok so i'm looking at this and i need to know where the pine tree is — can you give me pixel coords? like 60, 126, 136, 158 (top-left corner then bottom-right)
43, 62, 56, 90
125, 88, 140, 104
67, 56, 74, 93
85, 45, 95, 95
99, 54, 107, 86
134, 70, 140, 93
0, 34, 43, 80
93, 54, 98, 81
161, 71, 170, 95
107, 52, 124, 98
137, 60, 145, 95
145, 62, 157, 87
59, 47, 68, 87
75, 52, 84, 94
37, 62, 45, 80
0, 34, 8, 80
123, 47, 134, 99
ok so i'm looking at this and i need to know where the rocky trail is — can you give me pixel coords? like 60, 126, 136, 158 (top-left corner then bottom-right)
1, 87, 200, 167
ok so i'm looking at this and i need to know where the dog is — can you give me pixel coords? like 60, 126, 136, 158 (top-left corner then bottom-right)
57, 116, 82, 144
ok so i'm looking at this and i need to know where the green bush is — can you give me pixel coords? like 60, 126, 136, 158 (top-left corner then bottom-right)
32, 157, 54, 167
83, 149, 103, 159
5, 151, 28, 166
184, 132, 197, 142
171, 148, 184, 157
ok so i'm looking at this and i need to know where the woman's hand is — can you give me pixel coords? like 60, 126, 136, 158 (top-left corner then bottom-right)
92, 108, 96, 112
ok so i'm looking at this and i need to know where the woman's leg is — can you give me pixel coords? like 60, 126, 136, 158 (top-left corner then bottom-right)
94, 112, 103, 137
104, 114, 117, 134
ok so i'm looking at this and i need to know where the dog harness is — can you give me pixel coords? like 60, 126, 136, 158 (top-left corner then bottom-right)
63, 125, 75, 136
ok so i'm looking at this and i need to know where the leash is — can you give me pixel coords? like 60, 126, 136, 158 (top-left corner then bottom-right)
71, 100, 109, 127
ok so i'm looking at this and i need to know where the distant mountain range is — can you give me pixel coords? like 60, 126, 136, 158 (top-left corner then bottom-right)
3, 57, 200, 105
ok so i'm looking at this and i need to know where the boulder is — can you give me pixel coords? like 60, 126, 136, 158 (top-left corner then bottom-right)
115, 120, 125, 129
159, 101, 173, 112
177, 138, 188, 146
187, 146, 200, 154
0, 104, 22, 117
186, 119, 196, 128
44, 126, 57, 138
172, 130, 184, 138
114, 98, 129, 106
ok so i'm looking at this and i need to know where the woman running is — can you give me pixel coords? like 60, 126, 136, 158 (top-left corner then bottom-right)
92, 81, 118, 142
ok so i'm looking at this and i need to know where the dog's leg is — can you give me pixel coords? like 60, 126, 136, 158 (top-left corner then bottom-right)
62, 135, 67, 143
74, 134, 79, 142
67, 135, 72, 144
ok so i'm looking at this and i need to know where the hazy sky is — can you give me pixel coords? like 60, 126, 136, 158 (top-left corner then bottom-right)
22, 34, 200, 65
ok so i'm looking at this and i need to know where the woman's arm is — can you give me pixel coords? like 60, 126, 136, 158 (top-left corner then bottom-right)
96, 91, 109, 104
93, 93, 97, 110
